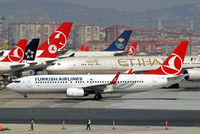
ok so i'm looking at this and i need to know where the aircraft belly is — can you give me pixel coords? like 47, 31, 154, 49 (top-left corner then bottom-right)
26, 86, 66, 94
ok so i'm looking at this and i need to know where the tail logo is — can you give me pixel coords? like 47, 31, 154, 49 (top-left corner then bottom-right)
48, 44, 57, 54
115, 38, 125, 49
25, 49, 34, 59
161, 53, 182, 75
8, 46, 24, 62
127, 46, 135, 56
48, 31, 67, 51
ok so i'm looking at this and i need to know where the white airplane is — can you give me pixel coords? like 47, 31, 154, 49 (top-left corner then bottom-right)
0, 39, 29, 74
24, 22, 73, 70
46, 52, 200, 83
7, 41, 188, 99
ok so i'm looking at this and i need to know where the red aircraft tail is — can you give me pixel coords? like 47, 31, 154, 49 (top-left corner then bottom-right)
142, 41, 189, 75
37, 22, 73, 52
126, 41, 137, 56
1, 39, 28, 63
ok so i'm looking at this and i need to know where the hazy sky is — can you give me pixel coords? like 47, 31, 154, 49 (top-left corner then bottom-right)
59, 0, 199, 12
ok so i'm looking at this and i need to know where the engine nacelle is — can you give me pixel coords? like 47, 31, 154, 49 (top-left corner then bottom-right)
66, 87, 84, 97
184, 68, 200, 81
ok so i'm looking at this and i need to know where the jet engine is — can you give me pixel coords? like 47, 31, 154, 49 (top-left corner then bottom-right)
66, 87, 85, 97
183, 68, 200, 81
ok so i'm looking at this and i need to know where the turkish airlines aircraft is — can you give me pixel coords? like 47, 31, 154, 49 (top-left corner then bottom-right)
26, 22, 73, 70
7, 41, 188, 99
36, 22, 73, 56
1, 22, 73, 59
0, 39, 29, 74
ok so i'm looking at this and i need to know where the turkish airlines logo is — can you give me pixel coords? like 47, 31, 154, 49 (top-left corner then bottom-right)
127, 46, 135, 56
48, 31, 67, 51
161, 53, 182, 75
8, 46, 24, 62
48, 44, 57, 54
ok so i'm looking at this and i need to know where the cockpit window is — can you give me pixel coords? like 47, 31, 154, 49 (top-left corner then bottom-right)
13, 81, 20, 83
57, 63, 61, 66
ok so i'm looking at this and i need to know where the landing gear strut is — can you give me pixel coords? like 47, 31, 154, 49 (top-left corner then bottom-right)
94, 93, 102, 100
24, 94, 28, 99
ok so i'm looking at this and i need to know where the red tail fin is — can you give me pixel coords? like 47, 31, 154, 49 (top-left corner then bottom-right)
1, 39, 28, 63
84, 46, 89, 51
142, 41, 189, 75
78, 45, 85, 51
37, 22, 73, 51
37, 38, 60, 58
126, 41, 137, 56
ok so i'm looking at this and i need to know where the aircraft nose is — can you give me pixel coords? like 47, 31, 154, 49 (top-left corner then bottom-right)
46, 65, 54, 71
46, 65, 57, 74
6, 83, 17, 91
6, 83, 14, 90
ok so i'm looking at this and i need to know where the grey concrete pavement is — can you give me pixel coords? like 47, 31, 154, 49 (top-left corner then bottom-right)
1, 124, 200, 134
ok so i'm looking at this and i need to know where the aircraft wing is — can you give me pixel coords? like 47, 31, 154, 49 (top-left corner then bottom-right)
114, 51, 129, 56
28, 61, 38, 66
45, 59, 57, 65
58, 53, 75, 59
57, 50, 69, 56
83, 72, 120, 93
10, 64, 25, 69
167, 74, 189, 81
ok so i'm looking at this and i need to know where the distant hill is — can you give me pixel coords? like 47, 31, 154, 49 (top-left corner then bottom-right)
0, 0, 200, 29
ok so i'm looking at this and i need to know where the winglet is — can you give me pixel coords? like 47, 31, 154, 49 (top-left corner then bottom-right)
127, 68, 133, 74
142, 41, 189, 75
1, 39, 28, 63
110, 72, 120, 84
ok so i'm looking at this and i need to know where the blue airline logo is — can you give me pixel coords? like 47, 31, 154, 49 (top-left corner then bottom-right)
35, 77, 83, 81
115, 38, 125, 49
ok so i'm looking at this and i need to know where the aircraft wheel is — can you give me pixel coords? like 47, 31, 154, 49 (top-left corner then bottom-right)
94, 93, 102, 100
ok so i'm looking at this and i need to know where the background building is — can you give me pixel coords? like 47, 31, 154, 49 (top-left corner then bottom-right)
105, 25, 132, 41
8, 22, 60, 45
74, 24, 100, 47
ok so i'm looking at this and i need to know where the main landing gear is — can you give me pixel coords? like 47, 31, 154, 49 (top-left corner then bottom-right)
24, 94, 28, 99
94, 93, 102, 100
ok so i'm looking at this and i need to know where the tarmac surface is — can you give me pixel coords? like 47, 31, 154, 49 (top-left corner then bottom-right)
0, 81, 200, 128
1, 124, 200, 134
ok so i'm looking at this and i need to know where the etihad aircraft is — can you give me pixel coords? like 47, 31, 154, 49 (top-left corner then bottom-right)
7, 41, 188, 99
59, 30, 133, 57
47, 41, 199, 81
